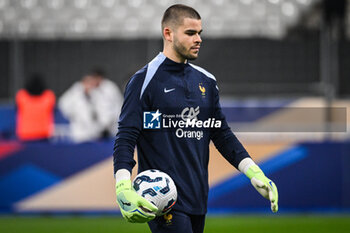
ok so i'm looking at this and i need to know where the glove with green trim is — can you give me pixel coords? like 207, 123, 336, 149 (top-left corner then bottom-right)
116, 179, 158, 223
246, 165, 279, 213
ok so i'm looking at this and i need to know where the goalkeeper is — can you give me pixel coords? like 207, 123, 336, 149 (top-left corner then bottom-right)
113, 4, 278, 233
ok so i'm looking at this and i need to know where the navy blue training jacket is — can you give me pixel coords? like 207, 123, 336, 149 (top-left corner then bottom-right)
113, 52, 250, 215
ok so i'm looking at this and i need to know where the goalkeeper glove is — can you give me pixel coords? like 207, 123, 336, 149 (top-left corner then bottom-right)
116, 179, 158, 223
246, 164, 279, 213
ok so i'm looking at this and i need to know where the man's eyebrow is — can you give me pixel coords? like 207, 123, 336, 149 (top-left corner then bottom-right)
185, 29, 203, 33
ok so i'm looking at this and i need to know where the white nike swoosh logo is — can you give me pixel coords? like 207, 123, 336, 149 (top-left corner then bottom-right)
164, 88, 175, 93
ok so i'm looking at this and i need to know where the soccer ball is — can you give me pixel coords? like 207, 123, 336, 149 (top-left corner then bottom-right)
132, 169, 177, 216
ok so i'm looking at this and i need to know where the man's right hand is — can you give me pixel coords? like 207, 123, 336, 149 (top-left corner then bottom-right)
116, 179, 158, 223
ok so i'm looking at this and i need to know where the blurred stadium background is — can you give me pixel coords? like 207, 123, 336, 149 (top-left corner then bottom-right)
0, 0, 350, 232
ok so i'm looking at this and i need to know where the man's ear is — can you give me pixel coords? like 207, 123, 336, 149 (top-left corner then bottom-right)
163, 27, 173, 42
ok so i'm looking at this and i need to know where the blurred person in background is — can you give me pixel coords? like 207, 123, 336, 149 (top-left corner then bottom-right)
16, 74, 56, 141
90, 69, 123, 138
58, 69, 122, 143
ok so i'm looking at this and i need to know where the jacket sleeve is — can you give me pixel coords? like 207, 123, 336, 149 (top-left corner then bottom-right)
210, 83, 251, 169
113, 73, 145, 174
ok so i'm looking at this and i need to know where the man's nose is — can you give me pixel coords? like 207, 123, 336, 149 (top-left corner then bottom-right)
195, 34, 202, 43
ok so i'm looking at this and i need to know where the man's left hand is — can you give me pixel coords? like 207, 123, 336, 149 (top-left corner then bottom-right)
246, 165, 279, 213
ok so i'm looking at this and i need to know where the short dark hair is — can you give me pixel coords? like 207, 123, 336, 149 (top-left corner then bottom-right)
161, 4, 201, 31
25, 73, 46, 96
90, 68, 106, 78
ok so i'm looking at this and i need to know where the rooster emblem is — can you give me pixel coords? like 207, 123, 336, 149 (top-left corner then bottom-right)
199, 83, 206, 97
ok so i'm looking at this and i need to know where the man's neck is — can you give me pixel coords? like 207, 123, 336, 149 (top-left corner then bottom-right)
162, 49, 187, 64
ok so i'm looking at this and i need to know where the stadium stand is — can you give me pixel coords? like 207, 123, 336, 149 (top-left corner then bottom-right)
0, 0, 323, 39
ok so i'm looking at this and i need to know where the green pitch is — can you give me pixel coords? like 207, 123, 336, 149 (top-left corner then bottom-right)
1, 215, 349, 233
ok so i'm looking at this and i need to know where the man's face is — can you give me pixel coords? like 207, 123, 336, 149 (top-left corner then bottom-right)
172, 18, 202, 61
82, 75, 99, 93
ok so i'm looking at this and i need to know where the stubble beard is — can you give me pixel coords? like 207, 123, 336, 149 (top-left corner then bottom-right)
173, 38, 198, 61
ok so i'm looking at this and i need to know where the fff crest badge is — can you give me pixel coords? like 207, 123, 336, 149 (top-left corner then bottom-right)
164, 213, 173, 225
199, 83, 206, 98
